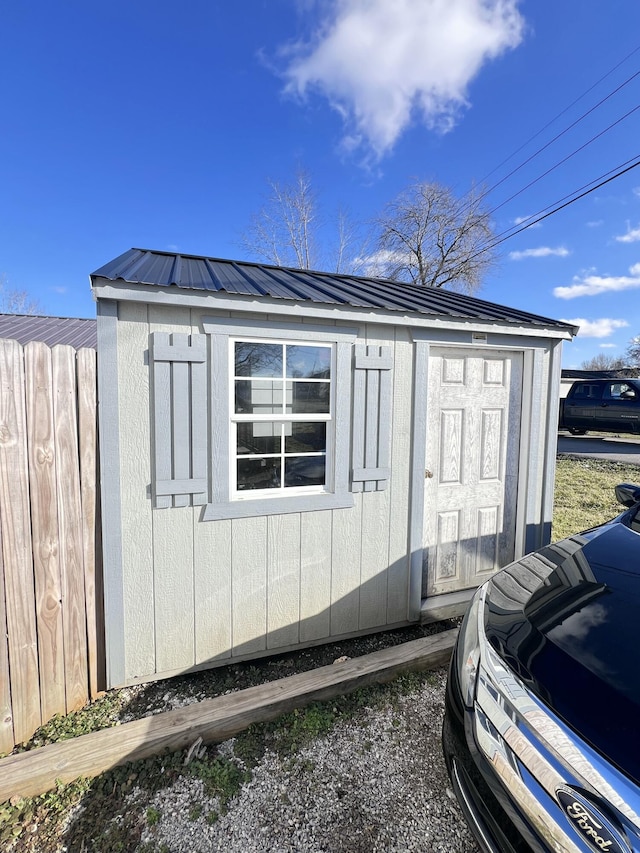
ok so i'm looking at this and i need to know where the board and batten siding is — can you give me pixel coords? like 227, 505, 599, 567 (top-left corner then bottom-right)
113, 304, 413, 685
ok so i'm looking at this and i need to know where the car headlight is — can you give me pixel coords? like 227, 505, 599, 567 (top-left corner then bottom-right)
456, 585, 486, 709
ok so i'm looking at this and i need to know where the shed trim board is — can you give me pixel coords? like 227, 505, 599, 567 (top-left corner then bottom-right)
95, 301, 126, 688
541, 340, 564, 547
92, 253, 573, 689
92, 281, 574, 341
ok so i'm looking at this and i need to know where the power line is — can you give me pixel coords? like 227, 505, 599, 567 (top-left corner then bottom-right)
487, 103, 640, 216
478, 45, 640, 187
450, 46, 640, 226
482, 69, 640, 205
494, 154, 640, 239
470, 156, 640, 262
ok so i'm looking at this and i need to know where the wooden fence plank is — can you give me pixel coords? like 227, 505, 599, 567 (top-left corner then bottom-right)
25, 342, 66, 721
0, 629, 457, 800
52, 346, 88, 713
0, 525, 14, 755
77, 347, 102, 699
0, 339, 41, 743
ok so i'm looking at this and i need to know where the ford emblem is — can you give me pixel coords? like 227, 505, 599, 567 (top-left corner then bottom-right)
556, 788, 630, 853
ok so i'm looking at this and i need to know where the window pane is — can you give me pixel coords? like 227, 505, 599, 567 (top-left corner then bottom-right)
237, 458, 281, 490
286, 381, 330, 414
235, 342, 282, 377
285, 422, 326, 453
235, 380, 284, 414
286, 345, 331, 379
284, 455, 326, 487
237, 423, 281, 455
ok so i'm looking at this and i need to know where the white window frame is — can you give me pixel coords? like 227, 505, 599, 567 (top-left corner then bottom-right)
201, 317, 357, 521
229, 336, 335, 499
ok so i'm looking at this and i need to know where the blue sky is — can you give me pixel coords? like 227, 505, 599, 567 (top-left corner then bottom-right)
2, 0, 640, 367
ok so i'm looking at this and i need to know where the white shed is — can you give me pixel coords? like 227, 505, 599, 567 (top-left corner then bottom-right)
91, 248, 577, 688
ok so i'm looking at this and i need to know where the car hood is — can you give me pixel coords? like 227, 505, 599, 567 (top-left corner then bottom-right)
484, 510, 640, 785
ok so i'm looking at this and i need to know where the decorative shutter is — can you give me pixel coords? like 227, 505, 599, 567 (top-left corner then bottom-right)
150, 332, 208, 508
351, 344, 393, 492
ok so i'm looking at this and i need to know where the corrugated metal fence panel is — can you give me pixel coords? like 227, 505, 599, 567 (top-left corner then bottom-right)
351, 344, 393, 492
150, 332, 208, 507
0, 315, 97, 349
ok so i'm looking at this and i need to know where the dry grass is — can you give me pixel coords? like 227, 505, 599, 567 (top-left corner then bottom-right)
552, 455, 640, 541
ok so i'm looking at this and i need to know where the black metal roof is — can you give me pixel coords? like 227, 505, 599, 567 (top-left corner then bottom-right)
0, 314, 97, 349
91, 248, 577, 333
562, 368, 639, 380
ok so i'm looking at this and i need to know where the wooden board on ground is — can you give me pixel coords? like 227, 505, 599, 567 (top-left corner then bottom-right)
0, 629, 457, 801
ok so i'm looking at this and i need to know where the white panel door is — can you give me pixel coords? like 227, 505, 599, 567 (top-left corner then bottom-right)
423, 347, 523, 596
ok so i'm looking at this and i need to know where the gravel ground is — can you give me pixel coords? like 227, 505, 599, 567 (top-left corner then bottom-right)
130, 668, 478, 853
7, 623, 479, 852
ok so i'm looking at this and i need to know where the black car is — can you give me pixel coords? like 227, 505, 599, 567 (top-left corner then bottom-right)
443, 483, 640, 853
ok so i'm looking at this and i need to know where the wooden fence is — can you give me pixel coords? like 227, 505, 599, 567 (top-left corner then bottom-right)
0, 338, 103, 754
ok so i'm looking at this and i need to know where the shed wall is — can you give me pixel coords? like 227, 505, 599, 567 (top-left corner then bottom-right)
107, 300, 562, 686
114, 303, 413, 683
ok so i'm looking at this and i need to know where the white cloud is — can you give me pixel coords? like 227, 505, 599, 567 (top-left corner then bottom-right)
554, 263, 640, 298
353, 248, 405, 277
599, 343, 617, 348
586, 220, 603, 228
513, 214, 542, 230
633, 187, 640, 199
509, 246, 570, 260
615, 223, 640, 243
280, 0, 525, 158
558, 318, 629, 338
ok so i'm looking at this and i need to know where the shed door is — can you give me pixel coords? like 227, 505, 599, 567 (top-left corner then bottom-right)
423, 347, 523, 597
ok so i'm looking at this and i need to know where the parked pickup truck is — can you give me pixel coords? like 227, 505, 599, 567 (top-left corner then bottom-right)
559, 378, 640, 435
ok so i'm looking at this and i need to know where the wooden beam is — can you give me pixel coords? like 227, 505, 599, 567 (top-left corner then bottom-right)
421, 589, 475, 624
0, 629, 457, 801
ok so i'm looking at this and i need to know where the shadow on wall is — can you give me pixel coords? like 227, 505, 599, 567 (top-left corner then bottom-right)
113, 519, 550, 690
116, 550, 418, 688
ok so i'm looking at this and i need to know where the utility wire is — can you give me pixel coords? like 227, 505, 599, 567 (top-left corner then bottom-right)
493, 154, 640, 238
470, 156, 640, 262
487, 103, 640, 216
478, 45, 640, 187
482, 70, 640, 206
450, 47, 640, 224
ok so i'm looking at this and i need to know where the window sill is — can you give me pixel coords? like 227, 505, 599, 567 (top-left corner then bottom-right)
202, 491, 354, 520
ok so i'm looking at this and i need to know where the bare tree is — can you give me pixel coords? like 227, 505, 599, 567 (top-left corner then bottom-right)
580, 353, 627, 370
626, 335, 640, 367
241, 170, 371, 274
241, 170, 320, 270
370, 180, 497, 293
0, 274, 43, 314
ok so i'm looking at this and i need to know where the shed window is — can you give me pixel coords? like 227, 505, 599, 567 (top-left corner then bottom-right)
232, 340, 333, 495
201, 317, 358, 521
